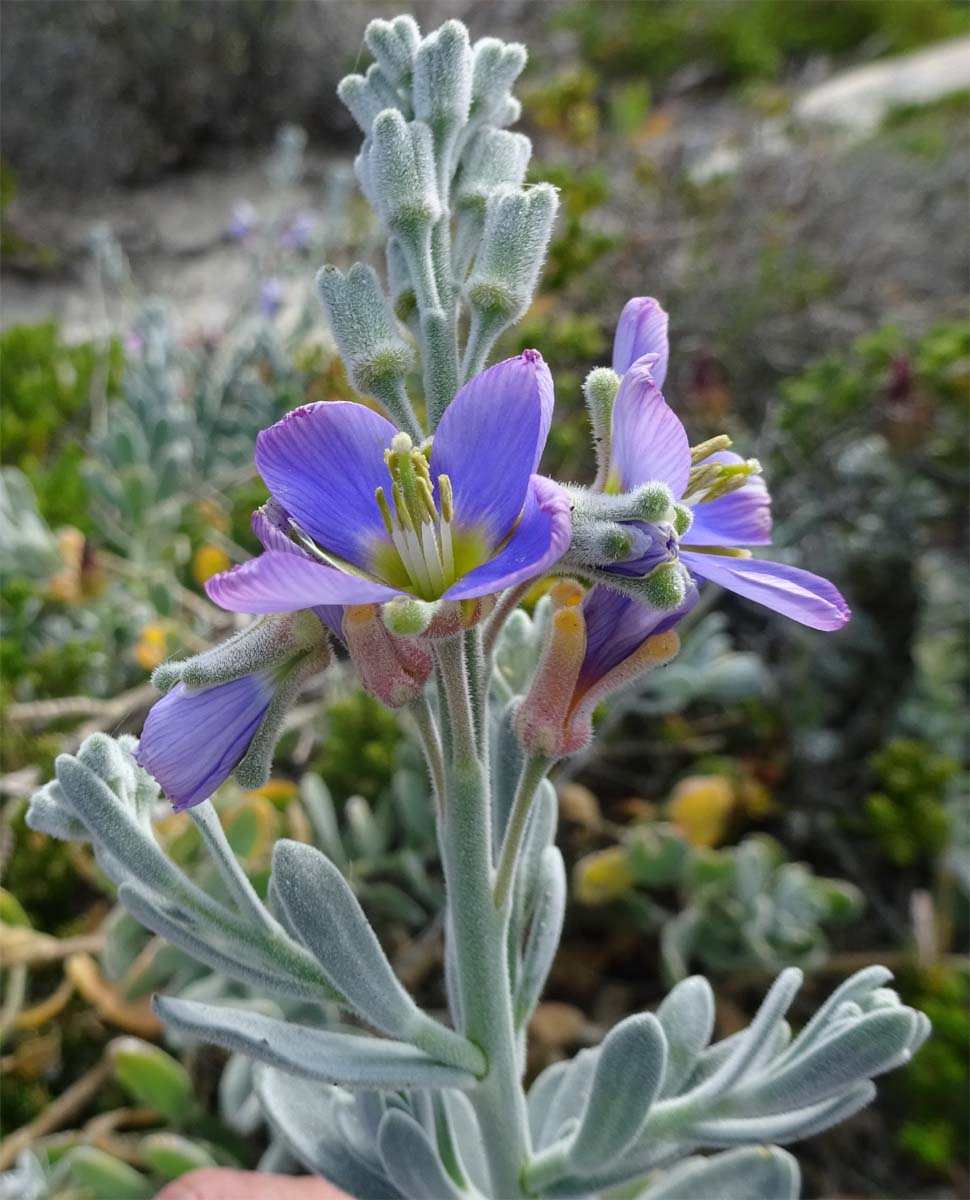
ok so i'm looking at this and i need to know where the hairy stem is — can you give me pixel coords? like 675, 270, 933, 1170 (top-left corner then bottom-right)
434, 635, 532, 1197
493, 755, 552, 912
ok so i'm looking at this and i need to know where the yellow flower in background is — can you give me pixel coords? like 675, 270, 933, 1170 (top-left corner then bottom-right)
192, 543, 231, 587
573, 846, 634, 905
667, 774, 735, 847
248, 779, 298, 807
195, 497, 230, 533
134, 623, 169, 671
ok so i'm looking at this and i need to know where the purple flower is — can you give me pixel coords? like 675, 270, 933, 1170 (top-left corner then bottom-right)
205, 351, 572, 613
135, 674, 274, 812
259, 277, 285, 318
280, 212, 317, 250
595, 299, 850, 633
612, 296, 669, 384
226, 201, 258, 241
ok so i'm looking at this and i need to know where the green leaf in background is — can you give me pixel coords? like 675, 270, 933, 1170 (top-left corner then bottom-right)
140, 1132, 219, 1180
63, 1146, 153, 1200
109, 1037, 194, 1122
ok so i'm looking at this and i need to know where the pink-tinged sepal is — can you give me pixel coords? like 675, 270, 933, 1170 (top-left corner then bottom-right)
513, 580, 588, 757
343, 605, 433, 708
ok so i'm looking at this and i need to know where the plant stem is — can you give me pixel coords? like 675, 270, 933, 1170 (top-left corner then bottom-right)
190, 801, 277, 935
483, 580, 533, 658
493, 755, 552, 912
434, 635, 532, 1197
409, 695, 445, 812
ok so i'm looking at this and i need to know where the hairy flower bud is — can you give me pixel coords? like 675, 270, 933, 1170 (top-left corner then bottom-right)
365, 15, 421, 90
315, 264, 416, 432
338, 64, 404, 134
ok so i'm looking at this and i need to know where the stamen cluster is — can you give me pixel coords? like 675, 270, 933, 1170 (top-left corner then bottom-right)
376, 432, 456, 598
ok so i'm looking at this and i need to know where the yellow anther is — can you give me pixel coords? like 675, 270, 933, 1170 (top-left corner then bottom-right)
417, 477, 438, 523
689, 434, 733, 465
680, 545, 753, 558
438, 474, 454, 522
411, 450, 432, 482
392, 481, 413, 531
375, 486, 394, 535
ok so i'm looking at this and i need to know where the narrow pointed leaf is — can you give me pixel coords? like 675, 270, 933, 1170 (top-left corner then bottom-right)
692, 1081, 875, 1146
153, 996, 478, 1090
731, 1008, 918, 1115
515, 846, 566, 1028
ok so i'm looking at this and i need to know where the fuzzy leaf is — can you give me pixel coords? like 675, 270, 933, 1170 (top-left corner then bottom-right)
515, 846, 566, 1028
640, 1146, 800, 1200
378, 1109, 468, 1200
153, 996, 478, 1090
568, 1012, 667, 1173
256, 1068, 403, 1198
655, 975, 716, 1098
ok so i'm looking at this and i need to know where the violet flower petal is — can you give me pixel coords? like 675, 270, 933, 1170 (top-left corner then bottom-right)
680, 551, 851, 631
206, 551, 398, 613
430, 351, 554, 550
136, 677, 272, 812
442, 475, 571, 600
255, 402, 398, 571
612, 297, 669, 384
610, 359, 691, 498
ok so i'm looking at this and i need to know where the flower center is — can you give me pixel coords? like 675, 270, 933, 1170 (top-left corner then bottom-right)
375, 432, 457, 600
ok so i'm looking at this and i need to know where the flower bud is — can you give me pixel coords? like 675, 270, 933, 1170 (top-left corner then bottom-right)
151, 612, 323, 693
368, 112, 442, 236
455, 128, 532, 214
315, 264, 415, 398
469, 38, 527, 125
137, 629, 330, 811
413, 20, 472, 188
338, 64, 405, 134
465, 184, 558, 350
365, 15, 421, 90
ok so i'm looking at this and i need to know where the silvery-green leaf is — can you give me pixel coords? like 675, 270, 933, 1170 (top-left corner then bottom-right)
639, 1146, 800, 1200
378, 1109, 468, 1200
153, 996, 479, 1090
119, 881, 324, 1004
298, 774, 347, 870
271, 840, 482, 1074
219, 1054, 262, 1136
515, 846, 566, 1028
771, 966, 892, 1071
684, 969, 802, 1105
256, 1068, 403, 1199
440, 1092, 491, 1193
655, 976, 716, 1098
730, 1008, 918, 1115
692, 1081, 875, 1146
537, 1047, 598, 1148
568, 1013, 667, 1174
528, 1060, 570, 1147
